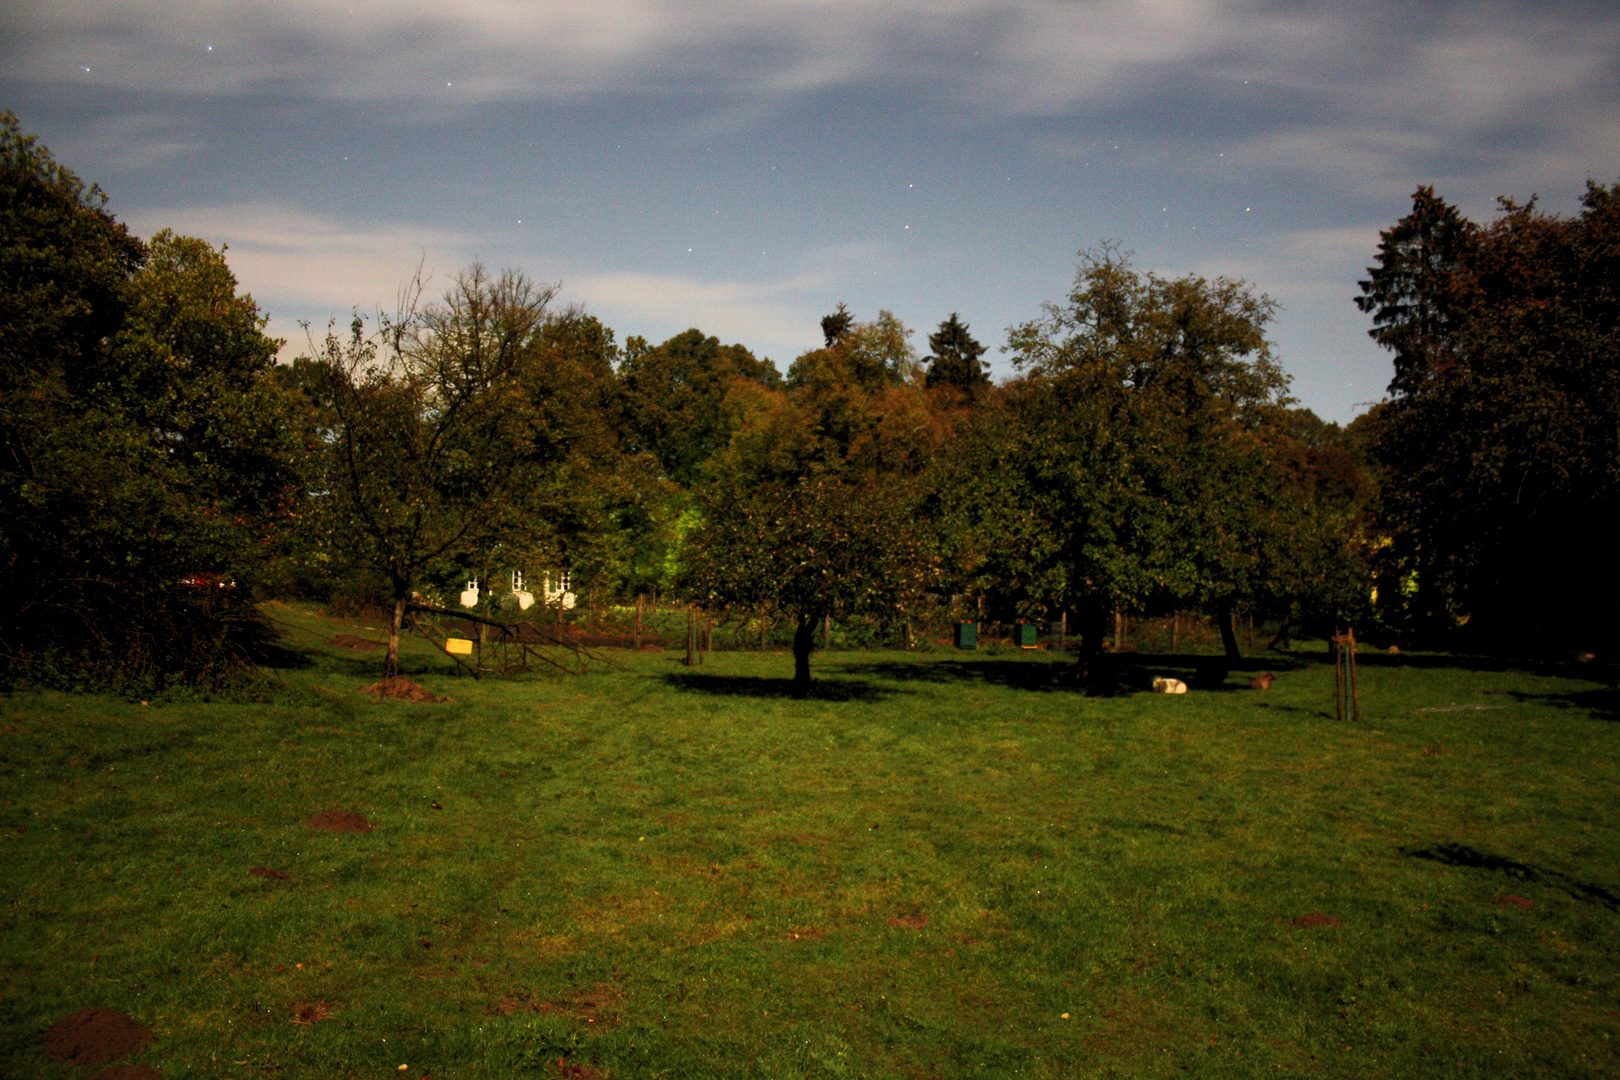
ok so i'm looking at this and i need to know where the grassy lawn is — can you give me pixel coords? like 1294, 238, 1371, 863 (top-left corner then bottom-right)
2, 602, 1618, 1078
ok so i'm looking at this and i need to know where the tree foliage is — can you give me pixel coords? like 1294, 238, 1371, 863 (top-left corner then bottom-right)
617, 328, 779, 486
1, 113, 299, 685
1359, 182, 1620, 647
965, 245, 1359, 656
924, 313, 990, 394
683, 309, 942, 690
298, 267, 575, 674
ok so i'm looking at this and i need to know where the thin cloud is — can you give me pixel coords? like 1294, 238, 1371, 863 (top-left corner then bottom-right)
11, 1, 1609, 116
116, 202, 887, 364
119, 204, 480, 353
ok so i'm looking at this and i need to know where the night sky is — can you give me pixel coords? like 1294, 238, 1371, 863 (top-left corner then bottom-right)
4, 1, 1616, 422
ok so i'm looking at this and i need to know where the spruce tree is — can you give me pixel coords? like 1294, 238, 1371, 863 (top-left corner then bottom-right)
924, 313, 989, 393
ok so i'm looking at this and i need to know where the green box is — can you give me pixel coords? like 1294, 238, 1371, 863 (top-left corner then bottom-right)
1014, 622, 1037, 648
954, 622, 977, 649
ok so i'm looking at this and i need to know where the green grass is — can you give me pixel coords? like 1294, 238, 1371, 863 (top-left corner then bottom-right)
2, 602, 1618, 1078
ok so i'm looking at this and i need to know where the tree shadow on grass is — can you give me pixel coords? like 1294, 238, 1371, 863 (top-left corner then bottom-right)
1504, 685, 1620, 722
661, 672, 894, 702
1351, 651, 1616, 679
839, 658, 1083, 693
838, 653, 1305, 695
1404, 841, 1620, 910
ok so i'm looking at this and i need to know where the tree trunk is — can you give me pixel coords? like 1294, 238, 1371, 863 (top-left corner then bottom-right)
1076, 602, 1110, 658
793, 614, 817, 696
1216, 601, 1242, 659
386, 585, 408, 679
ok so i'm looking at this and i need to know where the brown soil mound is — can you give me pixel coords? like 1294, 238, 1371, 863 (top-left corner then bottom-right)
363, 677, 449, 703
291, 1001, 332, 1026
494, 985, 624, 1027
43, 1008, 151, 1066
1292, 913, 1342, 928
306, 811, 372, 833
248, 866, 289, 880
89, 1067, 162, 1080
1247, 673, 1276, 690
329, 633, 380, 651
887, 914, 930, 929
554, 1060, 607, 1080
1497, 894, 1533, 909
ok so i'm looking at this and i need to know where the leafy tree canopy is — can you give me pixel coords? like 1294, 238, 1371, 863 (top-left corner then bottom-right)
617, 327, 779, 486
1, 113, 298, 684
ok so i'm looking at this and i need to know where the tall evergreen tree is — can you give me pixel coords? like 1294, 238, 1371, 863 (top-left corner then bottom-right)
924, 313, 990, 393
1355, 186, 1476, 396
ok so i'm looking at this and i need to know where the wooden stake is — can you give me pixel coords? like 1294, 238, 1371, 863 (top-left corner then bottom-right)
1333, 630, 1345, 722
1348, 627, 1361, 722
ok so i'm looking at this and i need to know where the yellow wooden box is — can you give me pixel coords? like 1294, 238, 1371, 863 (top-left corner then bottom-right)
445, 638, 474, 656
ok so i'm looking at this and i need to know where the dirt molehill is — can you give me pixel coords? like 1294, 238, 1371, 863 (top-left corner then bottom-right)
494, 985, 624, 1027
89, 1067, 162, 1080
363, 677, 450, 703
291, 1001, 333, 1026
1292, 913, 1342, 928
248, 866, 289, 881
554, 1060, 607, 1079
1497, 894, 1533, 909
887, 914, 930, 929
43, 1008, 152, 1066
305, 811, 372, 833
328, 634, 380, 651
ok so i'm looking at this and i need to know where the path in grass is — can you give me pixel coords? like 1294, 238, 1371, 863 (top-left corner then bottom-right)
2, 602, 1617, 1078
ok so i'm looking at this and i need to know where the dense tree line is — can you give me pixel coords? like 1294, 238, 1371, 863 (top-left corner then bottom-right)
8, 114, 1605, 691
1356, 183, 1620, 650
